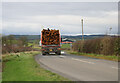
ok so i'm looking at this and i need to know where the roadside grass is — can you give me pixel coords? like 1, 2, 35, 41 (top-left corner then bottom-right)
61, 44, 71, 51
33, 46, 41, 50
61, 44, 71, 49
2, 51, 69, 81
66, 50, 119, 62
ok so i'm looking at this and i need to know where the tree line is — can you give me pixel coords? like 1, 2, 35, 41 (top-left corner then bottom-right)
2, 35, 32, 54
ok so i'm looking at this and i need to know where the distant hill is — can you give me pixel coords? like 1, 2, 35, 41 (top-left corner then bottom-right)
61, 35, 106, 39
12, 34, 108, 40
13, 35, 40, 40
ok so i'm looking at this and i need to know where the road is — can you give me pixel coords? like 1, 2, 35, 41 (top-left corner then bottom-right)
35, 51, 118, 81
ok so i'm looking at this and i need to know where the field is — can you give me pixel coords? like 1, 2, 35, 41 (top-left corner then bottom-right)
61, 44, 71, 49
2, 51, 69, 81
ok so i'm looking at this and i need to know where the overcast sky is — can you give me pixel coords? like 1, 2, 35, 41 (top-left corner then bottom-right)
2, 2, 118, 35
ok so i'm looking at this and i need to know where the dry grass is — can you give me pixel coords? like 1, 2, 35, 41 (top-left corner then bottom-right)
66, 50, 119, 62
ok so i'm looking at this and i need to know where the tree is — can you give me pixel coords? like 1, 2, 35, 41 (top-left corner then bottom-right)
8, 35, 15, 46
19, 36, 28, 47
2, 36, 8, 46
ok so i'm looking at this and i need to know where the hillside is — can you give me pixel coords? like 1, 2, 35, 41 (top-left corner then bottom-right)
13, 35, 40, 40
12, 34, 106, 40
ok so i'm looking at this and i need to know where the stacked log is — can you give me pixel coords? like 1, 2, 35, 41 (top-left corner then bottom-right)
42, 29, 60, 45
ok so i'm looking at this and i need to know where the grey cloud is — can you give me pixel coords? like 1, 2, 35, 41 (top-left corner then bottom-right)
3, 2, 117, 17
2, 2, 118, 35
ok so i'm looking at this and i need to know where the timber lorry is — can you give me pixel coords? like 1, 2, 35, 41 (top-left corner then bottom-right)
41, 28, 61, 55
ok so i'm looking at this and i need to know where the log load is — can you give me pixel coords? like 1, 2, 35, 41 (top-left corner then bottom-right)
42, 28, 60, 45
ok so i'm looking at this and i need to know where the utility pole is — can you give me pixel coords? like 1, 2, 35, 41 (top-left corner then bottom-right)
106, 27, 112, 36
80, 19, 84, 52
109, 27, 112, 35
81, 19, 84, 41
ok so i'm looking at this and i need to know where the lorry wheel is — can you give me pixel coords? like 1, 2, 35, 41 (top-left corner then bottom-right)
46, 52, 49, 55
42, 53, 46, 55
57, 52, 61, 55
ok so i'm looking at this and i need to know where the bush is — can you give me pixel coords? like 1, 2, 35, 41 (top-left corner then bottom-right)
2, 35, 32, 54
72, 41, 81, 52
100, 37, 115, 55
83, 38, 101, 54
2, 46, 33, 54
72, 36, 119, 56
114, 37, 120, 56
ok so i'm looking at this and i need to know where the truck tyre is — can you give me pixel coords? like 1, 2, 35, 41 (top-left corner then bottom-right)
57, 51, 61, 55
42, 52, 46, 55
46, 52, 49, 55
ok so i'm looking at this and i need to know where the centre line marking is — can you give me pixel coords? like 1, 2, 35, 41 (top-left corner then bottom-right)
72, 58, 95, 64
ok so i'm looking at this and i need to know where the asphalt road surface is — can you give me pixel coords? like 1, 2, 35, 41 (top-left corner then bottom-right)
35, 51, 119, 81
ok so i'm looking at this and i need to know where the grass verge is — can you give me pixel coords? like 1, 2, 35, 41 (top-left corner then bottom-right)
33, 46, 41, 50
61, 44, 70, 49
66, 50, 119, 62
2, 51, 69, 81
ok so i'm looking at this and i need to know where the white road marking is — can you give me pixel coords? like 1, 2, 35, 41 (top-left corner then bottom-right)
72, 58, 95, 64
59, 55, 66, 58
111, 67, 120, 69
